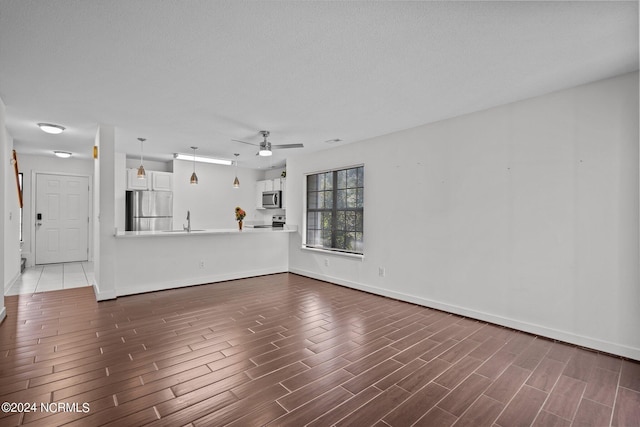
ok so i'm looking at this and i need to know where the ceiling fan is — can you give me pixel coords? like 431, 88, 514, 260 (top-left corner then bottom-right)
232, 130, 303, 156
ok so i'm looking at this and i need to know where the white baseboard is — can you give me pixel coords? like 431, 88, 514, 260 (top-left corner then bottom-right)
93, 282, 117, 301
20, 252, 33, 269
289, 268, 640, 362
94, 267, 288, 300
0, 306, 6, 324
4, 271, 21, 296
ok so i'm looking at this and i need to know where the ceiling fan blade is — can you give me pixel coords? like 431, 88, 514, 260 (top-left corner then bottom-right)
232, 139, 258, 147
272, 143, 304, 149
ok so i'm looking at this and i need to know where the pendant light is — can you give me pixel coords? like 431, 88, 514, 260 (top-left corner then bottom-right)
137, 138, 146, 179
233, 153, 240, 188
190, 146, 198, 184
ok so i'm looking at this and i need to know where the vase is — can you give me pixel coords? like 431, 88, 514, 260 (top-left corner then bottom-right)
238, 220, 243, 231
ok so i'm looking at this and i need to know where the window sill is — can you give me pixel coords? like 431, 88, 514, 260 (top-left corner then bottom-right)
301, 246, 365, 260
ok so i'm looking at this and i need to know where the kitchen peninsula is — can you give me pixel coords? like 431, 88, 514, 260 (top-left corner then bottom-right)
96, 226, 296, 300
116, 226, 295, 238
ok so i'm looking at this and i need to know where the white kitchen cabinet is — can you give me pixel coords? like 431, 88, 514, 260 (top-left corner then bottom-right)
126, 168, 150, 190
126, 169, 173, 191
256, 181, 269, 209
151, 171, 173, 191
279, 178, 287, 209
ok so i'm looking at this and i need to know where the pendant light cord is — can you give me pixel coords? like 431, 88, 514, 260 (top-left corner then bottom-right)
138, 138, 145, 165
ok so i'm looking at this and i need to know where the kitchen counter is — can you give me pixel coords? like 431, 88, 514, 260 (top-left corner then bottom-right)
96, 224, 297, 301
114, 225, 296, 238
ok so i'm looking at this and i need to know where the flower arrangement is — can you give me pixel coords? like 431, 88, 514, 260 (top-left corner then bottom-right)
235, 206, 246, 222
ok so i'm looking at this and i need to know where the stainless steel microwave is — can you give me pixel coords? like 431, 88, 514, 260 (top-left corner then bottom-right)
262, 191, 281, 209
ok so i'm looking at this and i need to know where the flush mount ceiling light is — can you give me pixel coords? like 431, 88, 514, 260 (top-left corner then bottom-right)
137, 137, 146, 179
53, 151, 72, 158
37, 123, 65, 134
190, 146, 198, 185
233, 153, 240, 188
173, 153, 233, 165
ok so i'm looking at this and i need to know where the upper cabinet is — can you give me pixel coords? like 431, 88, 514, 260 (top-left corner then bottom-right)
255, 180, 269, 209
151, 171, 173, 191
126, 168, 150, 190
126, 169, 173, 191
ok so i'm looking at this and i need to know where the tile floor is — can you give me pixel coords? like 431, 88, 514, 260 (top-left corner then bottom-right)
0, 273, 639, 426
4, 262, 94, 296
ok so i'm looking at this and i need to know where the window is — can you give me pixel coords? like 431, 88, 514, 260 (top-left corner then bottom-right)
306, 165, 364, 254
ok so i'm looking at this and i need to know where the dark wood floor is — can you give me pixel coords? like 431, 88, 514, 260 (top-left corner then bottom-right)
1, 273, 639, 426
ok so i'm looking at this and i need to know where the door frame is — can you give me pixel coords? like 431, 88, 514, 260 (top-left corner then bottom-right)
31, 171, 93, 265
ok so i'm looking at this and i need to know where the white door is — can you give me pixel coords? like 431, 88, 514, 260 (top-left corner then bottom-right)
35, 174, 89, 264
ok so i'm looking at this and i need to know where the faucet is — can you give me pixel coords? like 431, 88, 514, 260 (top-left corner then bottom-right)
184, 210, 191, 232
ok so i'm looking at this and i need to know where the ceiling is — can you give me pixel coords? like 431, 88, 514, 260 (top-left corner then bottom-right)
0, 1, 637, 170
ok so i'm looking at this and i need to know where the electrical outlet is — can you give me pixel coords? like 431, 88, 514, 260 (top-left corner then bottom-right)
324, 258, 329, 267
199, 261, 205, 269
379, 267, 385, 277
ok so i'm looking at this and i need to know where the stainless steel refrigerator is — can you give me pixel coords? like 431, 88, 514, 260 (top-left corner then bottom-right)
125, 190, 173, 231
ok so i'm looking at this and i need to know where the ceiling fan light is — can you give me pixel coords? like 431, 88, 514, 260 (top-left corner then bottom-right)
38, 123, 65, 134
259, 149, 272, 156
53, 151, 72, 158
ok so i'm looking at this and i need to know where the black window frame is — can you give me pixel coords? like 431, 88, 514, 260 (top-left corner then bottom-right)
305, 165, 364, 255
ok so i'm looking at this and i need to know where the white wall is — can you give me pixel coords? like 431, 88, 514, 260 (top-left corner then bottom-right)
3, 130, 20, 292
2, 130, 20, 291
264, 167, 287, 181
1, 95, 18, 314
92, 125, 118, 300
172, 159, 267, 229
115, 153, 126, 232
287, 72, 640, 360
125, 158, 172, 172
0, 97, 6, 318
18, 154, 94, 267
